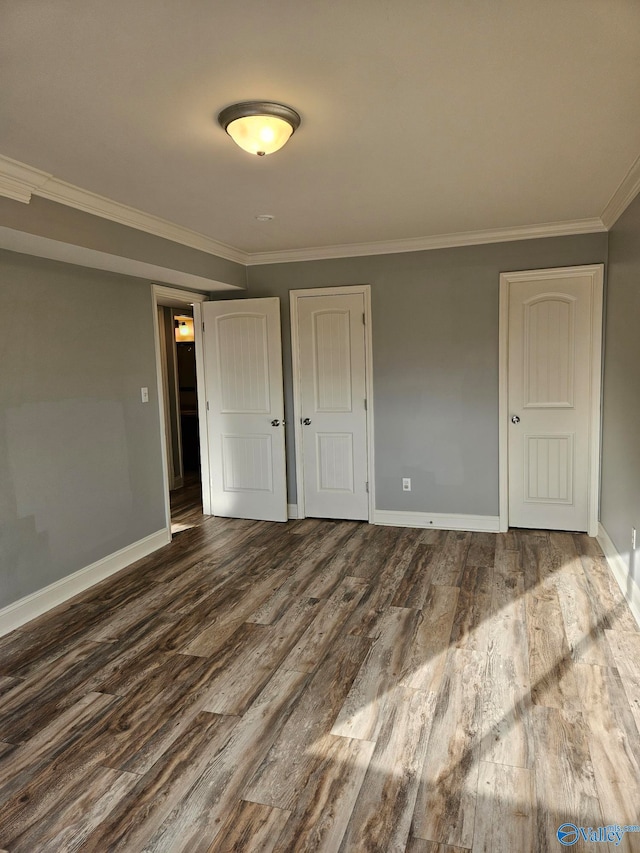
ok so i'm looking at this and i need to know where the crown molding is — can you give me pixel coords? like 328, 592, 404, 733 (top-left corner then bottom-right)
245, 218, 606, 265
600, 151, 640, 229
0, 153, 611, 269
0, 154, 52, 203
37, 177, 248, 264
0, 153, 248, 265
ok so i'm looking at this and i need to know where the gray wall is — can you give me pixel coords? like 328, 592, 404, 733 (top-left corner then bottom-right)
0, 227, 613, 611
0, 195, 247, 289
247, 233, 608, 514
601, 193, 640, 583
0, 249, 166, 608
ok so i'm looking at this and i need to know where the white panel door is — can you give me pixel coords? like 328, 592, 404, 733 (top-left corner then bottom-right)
507, 271, 600, 532
202, 298, 287, 522
297, 293, 369, 520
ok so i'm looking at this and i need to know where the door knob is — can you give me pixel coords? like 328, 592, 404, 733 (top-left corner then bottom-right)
302, 418, 312, 425
511, 415, 520, 424
271, 419, 281, 426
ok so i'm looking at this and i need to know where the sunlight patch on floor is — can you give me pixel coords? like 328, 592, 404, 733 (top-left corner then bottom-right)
171, 521, 195, 533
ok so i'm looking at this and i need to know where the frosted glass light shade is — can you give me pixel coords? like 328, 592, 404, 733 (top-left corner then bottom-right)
227, 115, 293, 156
218, 102, 301, 156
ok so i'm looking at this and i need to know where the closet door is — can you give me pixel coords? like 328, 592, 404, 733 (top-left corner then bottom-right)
295, 291, 369, 520
202, 298, 287, 521
504, 266, 603, 534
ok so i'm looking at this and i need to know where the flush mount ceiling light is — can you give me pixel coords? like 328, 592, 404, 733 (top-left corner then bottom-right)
217, 101, 301, 156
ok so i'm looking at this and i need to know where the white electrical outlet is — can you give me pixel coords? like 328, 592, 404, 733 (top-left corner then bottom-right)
402, 478, 411, 491
633, 527, 637, 550
141, 387, 149, 403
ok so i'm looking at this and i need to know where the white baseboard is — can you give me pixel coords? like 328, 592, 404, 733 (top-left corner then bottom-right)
287, 504, 299, 520
597, 523, 640, 629
373, 510, 500, 533
0, 528, 171, 638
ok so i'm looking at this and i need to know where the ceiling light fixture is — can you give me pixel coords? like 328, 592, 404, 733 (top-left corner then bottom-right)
218, 101, 301, 156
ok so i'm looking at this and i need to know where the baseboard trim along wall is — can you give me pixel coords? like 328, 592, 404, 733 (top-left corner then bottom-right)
287, 504, 299, 519
597, 523, 640, 628
373, 510, 500, 533
0, 528, 171, 638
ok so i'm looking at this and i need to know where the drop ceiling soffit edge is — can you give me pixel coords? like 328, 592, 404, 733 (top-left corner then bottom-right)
0, 153, 247, 265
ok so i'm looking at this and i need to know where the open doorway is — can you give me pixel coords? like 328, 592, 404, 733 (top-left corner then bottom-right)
152, 285, 209, 536
172, 311, 202, 526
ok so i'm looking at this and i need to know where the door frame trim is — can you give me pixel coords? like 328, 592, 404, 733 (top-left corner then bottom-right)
152, 285, 210, 532
290, 284, 375, 521
498, 264, 604, 536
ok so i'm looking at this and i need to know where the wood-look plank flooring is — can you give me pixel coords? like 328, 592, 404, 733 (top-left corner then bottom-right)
1, 485, 640, 851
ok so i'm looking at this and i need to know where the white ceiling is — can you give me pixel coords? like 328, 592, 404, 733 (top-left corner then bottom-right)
2, 1, 639, 257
